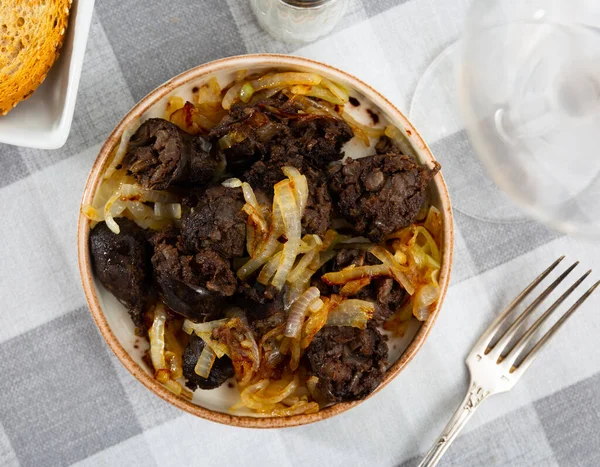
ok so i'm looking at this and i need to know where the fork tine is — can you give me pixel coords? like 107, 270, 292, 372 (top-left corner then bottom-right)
501, 270, 591, 366
471, 256, 565, 353
512, 280, 600, 375
487, 260, 578, 358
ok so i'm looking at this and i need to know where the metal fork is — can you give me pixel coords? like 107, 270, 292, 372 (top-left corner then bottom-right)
419, 256, 599, 467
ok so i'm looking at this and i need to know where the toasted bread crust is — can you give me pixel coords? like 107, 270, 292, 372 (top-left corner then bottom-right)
0, 0, 72, 115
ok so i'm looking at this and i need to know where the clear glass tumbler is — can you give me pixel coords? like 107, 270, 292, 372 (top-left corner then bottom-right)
250, 0, 348, 43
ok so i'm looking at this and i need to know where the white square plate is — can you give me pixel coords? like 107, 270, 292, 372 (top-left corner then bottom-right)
0, 0, 95, 149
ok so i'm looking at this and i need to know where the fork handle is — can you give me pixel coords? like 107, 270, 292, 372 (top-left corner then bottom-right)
418, 381, 490, 467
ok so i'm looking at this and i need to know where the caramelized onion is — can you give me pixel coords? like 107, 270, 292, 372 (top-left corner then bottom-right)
281, 166, 308, 217
104, 121, 140, 180
413, 283, 438, 321
272, 180, 301, 289
340, 277, 372, 296
222, 177, 243, 188
149, 304, 168, 371
153, 202, 182, 219
322, 264, 390, 285
237, 202, 284, 279
194, 344, 216, 378
370, 245, 416, 295
284, 286, 320, 339
326, 299, 375, 329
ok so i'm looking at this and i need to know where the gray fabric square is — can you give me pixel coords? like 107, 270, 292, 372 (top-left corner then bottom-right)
454, 210, 560, 281
401, 405, 557, 466
535, 373, 600, 467
110, 352, 182, 431
0, 421, 18, 467
0, 308, 142, 467
95, 0, 248, 102
0, 144, 28, 189
362, 0, 411, 17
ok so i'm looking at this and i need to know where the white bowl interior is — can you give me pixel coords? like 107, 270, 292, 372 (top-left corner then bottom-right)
91, 60, 445, 417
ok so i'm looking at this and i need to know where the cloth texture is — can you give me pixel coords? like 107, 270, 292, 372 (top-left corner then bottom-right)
0, 0, 598, 466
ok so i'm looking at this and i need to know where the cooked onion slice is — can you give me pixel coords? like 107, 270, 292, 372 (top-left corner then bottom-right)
154, 202, 182, 219
222, 178, 243, 188
104, 120, 140, 180
289, 85, 344, 105
301, 296, 337, 349
271, 180, 301, 290
322, 264, 390, 285
241, 182, 268, 233
370, 245, 416, 295
340, 277, 371, 296
413, 283, 438, 321
120, 184, 179, 203
183, 318, 229, 335
281, 166, 308, 217
424, 206, 442, 241
342, 111, 385, 146
321, 77, 350, 103
287, 248, 318, 284
184, 321, 230, 359
255, 399, 319, 417
240, 83, 254, 103
104, 191, 123, 234
222, 72, 322, 109
237, 202, 284, 279
149, 304, 168, 371
284, 286, 320, 339
257, 251, 282, 285
326, 299, 375, 329
194, 344, 216, 378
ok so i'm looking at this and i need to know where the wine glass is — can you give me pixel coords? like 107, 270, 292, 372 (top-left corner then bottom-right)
410, 0, 600, 237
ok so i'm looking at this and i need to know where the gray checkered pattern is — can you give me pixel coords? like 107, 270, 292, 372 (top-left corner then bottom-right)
0, 0, 598, 465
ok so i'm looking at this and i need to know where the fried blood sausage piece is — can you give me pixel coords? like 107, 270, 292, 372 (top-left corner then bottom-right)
305, 325, 388, 403
327, 151, 439, 242
313, 249, 406, 323
89, 219, 152, 327
180, 185, 247, 259
210, 97, 353, 173
150, 228, 236, 321
182, 334, 234, 390
123, 118, 221, 190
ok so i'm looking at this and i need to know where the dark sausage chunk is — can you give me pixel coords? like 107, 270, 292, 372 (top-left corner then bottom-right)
313, 249, 406, 323
243, 156, 332, 236
182, 334, 234, 390
328, 151, 440, 242
180, 185, 247, 259
150, 228, 236, 321
305, 326, 388, 403
89, 219, 152, 327
211, 97, 353, 173
123, 118, 222, 190
284, 115, 353, 169
210, 103, 286, 175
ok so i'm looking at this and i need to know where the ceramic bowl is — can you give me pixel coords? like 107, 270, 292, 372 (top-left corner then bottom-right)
77, 54, 454, 428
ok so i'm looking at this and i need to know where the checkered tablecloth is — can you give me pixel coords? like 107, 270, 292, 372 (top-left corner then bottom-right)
1, 1, 599, 466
